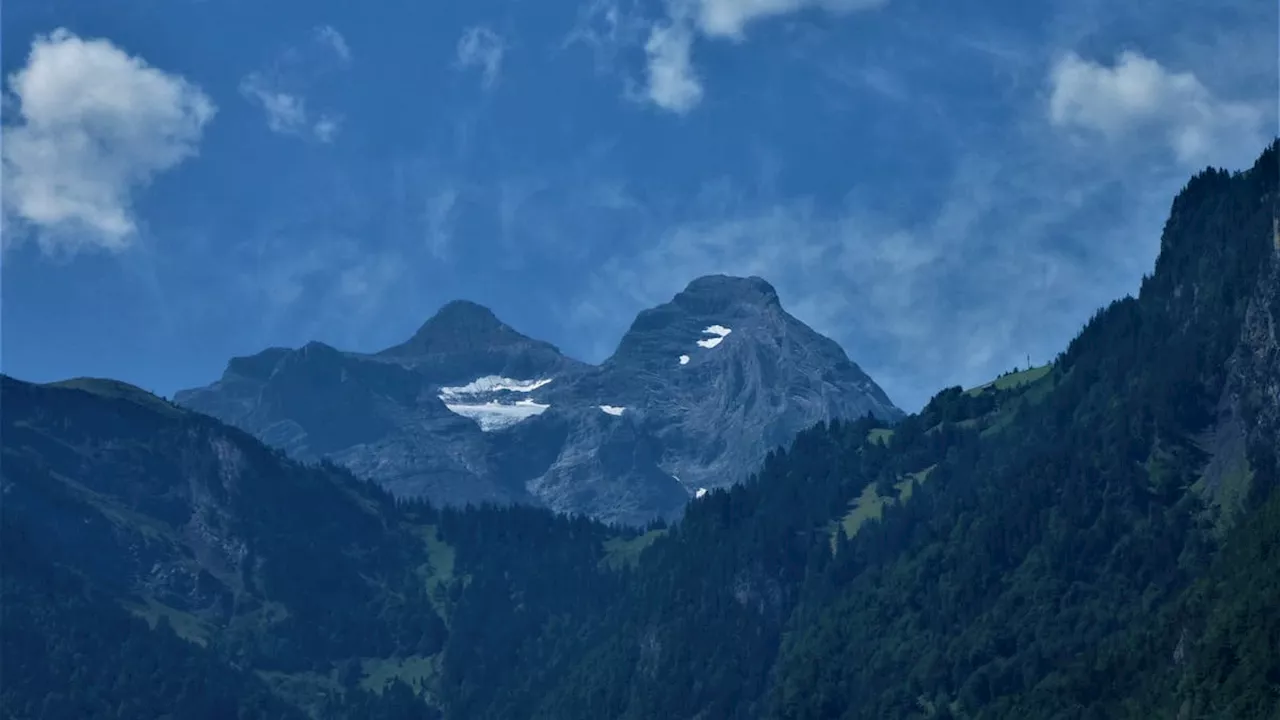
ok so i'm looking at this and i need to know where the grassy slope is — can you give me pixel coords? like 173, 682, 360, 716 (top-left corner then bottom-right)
836, 364, 1057, 549
600, 529, 669, 570
964, 364, 1052, 395
44, 377, 185, 417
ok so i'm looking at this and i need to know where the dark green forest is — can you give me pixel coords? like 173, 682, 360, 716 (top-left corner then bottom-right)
2, 142, 1278, 719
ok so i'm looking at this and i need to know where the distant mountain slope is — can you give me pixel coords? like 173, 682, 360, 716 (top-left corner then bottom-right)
175, 275, 902, 525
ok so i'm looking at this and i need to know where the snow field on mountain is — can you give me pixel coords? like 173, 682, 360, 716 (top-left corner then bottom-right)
438, 375, 554, 430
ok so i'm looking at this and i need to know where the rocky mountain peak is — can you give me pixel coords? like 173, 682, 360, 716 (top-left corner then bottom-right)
176, 273, 902, 524
426, 299, 503, 328
605, 274, 807, 376
382, 300, 516, 356
373, 299, 580, 385
673, 274, 781, 314
224, 347, 293, 381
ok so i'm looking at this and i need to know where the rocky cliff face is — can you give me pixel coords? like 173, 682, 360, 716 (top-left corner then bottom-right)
1199, 153, 1280, 520
592, 275, 899, 499
1223, 214, 1280, 502
175, 275, 902, 525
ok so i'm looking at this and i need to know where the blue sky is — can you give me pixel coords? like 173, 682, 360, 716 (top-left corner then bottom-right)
2, 0, 1275, 411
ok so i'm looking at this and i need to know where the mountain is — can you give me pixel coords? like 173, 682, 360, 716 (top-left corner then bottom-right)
6, 143, 1278, 720
175, 274, 902, 525
1, 373, 625, 719
376, 299, 586, 382
596, 275, 898, 496
0, 375, 441, 718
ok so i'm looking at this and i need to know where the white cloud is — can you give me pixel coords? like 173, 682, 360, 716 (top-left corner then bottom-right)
565, 0, 649, 73
313, 25, 351, 63
643, 19, 703, 113
239, 73, 340, 143
605, 0, 886, 113
425, 188, 458, 259
1, 28, 215, 254
695, 0, 887, 39
239, 74, 305, 132
1047, 50, 1266, 167
313, 114, 342, 142
456, 27, 505, 89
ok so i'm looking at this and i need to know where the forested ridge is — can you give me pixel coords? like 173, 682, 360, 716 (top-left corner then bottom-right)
2, 142, 1278, 719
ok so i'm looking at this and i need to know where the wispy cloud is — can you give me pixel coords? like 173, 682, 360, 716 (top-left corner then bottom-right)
557, 156, 1139, 409
1, 28, 215, 255
456, 26, 505, 89
239, 73, 343, 143
312, 115, 342, 143
313, 25, 352, 64
230, 216, 413, 349
694, 0, 888, 39
564, 0, 648, 73
240, 25, 351, 143
424, 188, 458, 260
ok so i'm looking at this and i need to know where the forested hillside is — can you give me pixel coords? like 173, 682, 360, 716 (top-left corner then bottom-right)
0, 376, 618, 719
3, 142, 1277, 719
456, 140, 1280, 720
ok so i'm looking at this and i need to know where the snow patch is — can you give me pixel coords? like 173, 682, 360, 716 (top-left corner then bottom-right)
695, 487, 708, 499
438, 375, 552, 399
438, 375, 554, 431
695, 324, 732, 349
599, 405, 626, 416
443, 398, 550, 431
678, 354, 690, 365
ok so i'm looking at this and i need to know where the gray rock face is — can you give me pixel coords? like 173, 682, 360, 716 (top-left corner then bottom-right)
1201, 195, 1279, 520
1224, 232, 1280, 478
175, 275, 903, 525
